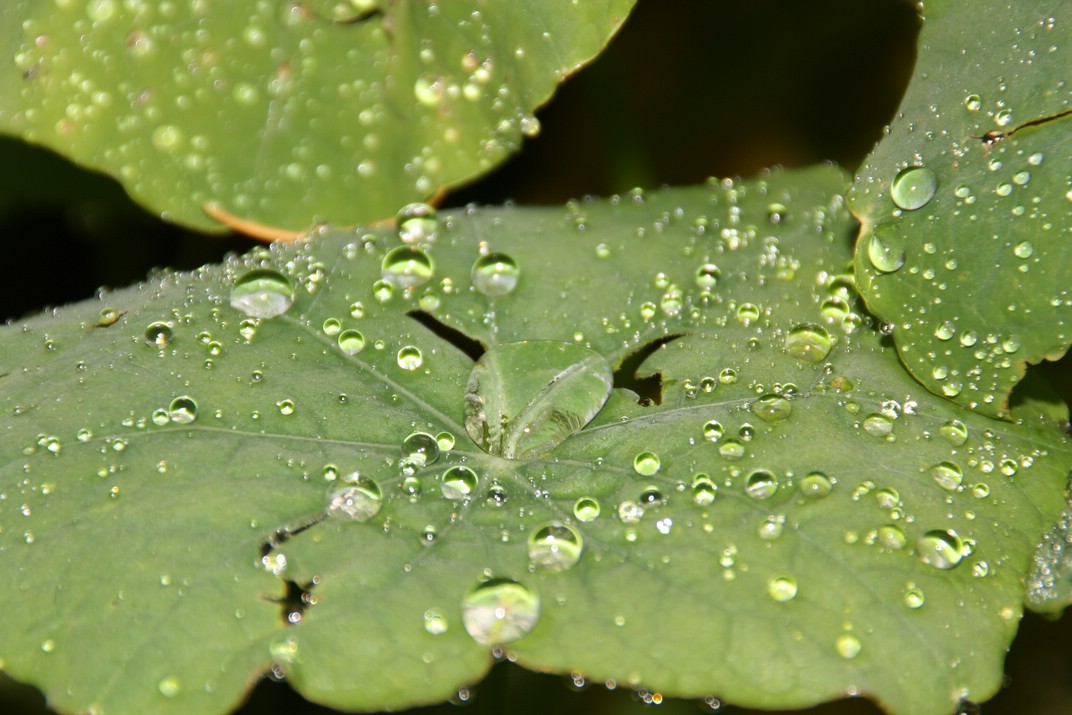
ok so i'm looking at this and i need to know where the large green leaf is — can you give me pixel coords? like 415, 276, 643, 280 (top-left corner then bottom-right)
849, 0, 1072, 419
0, 0, 633, 232
1, 167, 1068, 715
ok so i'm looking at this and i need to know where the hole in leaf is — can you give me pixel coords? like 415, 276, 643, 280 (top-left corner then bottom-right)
407, 310, 486, 361
273, 577, 320, 626
613, 333, 687, 406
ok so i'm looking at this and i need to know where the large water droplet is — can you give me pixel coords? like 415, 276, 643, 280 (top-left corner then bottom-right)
144, 321, 173, 347
528, 522, 584, 571
338, 329, 366, 355
633, 451, 661, 476
940, 420, 968, 446
799, 472, 834, 499
750, 394, 792, 423
867, 226, 906, 273
397, 203, 439, 244
745, 470, 778, 500
573, 497, 601, 522
695, 263, 721, 289
862, 413, 893, 438
785, 324, 832, 363
917, 529, 965, 569
891, 166, 938, 210
767, 575, 798, 602
168, 396, 198, 424
692, 474, 717, 506
702, 420, 725, 442
230, 269, 295, 318
930, 461, 964, 492
401, 432, 441, 468
836, 634, 862, 659
382, 246, 434, 290
461, 579, 540, 645
472, 253, 520, 297
328, 473, 383, 522
441, 466, 478, 499
397, 346, 423, 370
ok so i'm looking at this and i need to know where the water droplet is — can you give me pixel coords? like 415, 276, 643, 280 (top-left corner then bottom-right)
1013, 241, 1034, 259
441, 466, 478, 499
277, 399, 295, 416
472, 253, 520, 297
423, 608, 449, 635
461, 579, 540, 646
402, 432, 441, 468
660, 285, 684, 317
745, 470, 778, 500
719, 368, 738, 385
633, 451, 661, 476
702, 420, 724, 442
695, 264, 721, 289
736, 303, 761, 326
322, 318, 342, 336
617, 500, 644, 524
995, 108, 1013, 126
785, 324, 833, 363
758, 515, 785, 540
891, 166, 938, 210
144, 321, 173, 347
862, 413, 893, 438
750, 394, 791, 423
767, 575, 798, 602
338, 329, 366, 355
903, 584, 925, 609
435, 432, 455, 451
397, 203, 439, 244
939, 420, 968, 446
158, 676, 181, 698
328, 474, 383, 522
867, 226, 906, 273
719, 439, 745, 460
964, 94, 982, 112
799, 472, 834, 499
877, 525, 907, 550
573, 497, 601, 522
934, 321, 955, 341
372, 280, 394, 303
397, 346, 423, 370
528, 522, 584, 571
692, 474, 717, 506
917, 529, 965, 569
836, 634, 862, 659
767, 203, 787, 224
168, 396, 198, 424
230, 269, 294, 319
420, 525, 438, 546
382, 246, 434, 290
930, 461, 964, 492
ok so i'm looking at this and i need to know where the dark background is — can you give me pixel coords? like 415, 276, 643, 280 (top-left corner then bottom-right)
2, 1, 1070, 713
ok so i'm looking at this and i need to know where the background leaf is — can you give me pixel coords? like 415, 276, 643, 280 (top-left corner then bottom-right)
1, 167, 1068, 715
0, 0, 633, 232
849, 0, 1072, 419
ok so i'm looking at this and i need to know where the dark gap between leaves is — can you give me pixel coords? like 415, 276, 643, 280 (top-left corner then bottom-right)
406, 310, 486, 362
613, 333, 688, 406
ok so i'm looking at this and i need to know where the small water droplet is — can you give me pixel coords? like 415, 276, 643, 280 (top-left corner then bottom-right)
719, 368, 738, 385
736, 303, 761, 326
939, 420, 968, 446
461, 579, 540, 645
745, 470, 778, 500
397, 203, 439, 244
397, 346, 423, 370
423, 608, 449, 635
276, 399, 295, 416
168, 396, 198, 424
767, 575, 798, 602
441, 466, 478, 499
328, 473, 383, 522
144, 321, 173, 347
785, 324, 833, 363
617, 500, 644, 524
573, 497, 601, 522
836, 634, 862, 659
692, 474, 717, 506
891, 166, 938, 210
695, 264, 721, 289
158, 676, 181, 698
472, 253, 520, 297
436, 432, 455, 451
964, 94, 982, 112
799, 472, 834, 499
719, 439, 745, 460
528, 522, 584, 571
877, 525, 907, 550
322, 318, 342, 336
633, 451, 661, 476
867, 226, 906, 273
917, 529, 965, 569
382, 246, 434, 290
372, 279, 394, 303
750, 394, 792, 423
230, 269, 294, 318
934, 321, 955, 341
903, 584, 925, 609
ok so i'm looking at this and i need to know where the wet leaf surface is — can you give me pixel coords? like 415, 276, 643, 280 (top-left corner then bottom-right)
850, 0, 1072, 419
0, 0, 633, 231
0, 167, 1069, 715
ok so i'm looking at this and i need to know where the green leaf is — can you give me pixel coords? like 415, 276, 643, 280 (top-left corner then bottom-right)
1, 166, 1069, 715
849, 0, 1072, 419
0, 0, 633, 232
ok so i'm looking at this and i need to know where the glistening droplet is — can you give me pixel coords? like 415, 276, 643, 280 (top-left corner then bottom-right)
230, 269, 295, 318
461, 579, 540, 645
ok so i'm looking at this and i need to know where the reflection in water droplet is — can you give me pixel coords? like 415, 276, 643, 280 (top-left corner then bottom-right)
719, 368, 738, 384
338, 329, 366, 355
767, 575, 798, 602
745, 470, 778, 500
168, 396, 198, 424
917, 529, 965, 569
402, 432, 441, 468
891, 166, 938, 210
877, 525, 907, 550
862, 413, 893, 438
158, 676, 182, 698
436, 432, 456, 451
785, 324, 832, 363
930, 461, 964, 492
397, 346, 423, 370
397, 203, 439, 244
836, 634, 862, 660
472, 253, 520, 296
373, 280, 394, 303
692, 474, 717, 506
903, 584, 925, 609
423, 608, 449, 635
328, 474, 383, 522
702, 420, 724, 442
230, 269, 295, 318
573, 497, 601, 522
736, 303, 760, 325
719, 439, 745, 460
461, 579, 540, 645
799, 472, 834, 499
441, 466, 478, 499
867, 226, 906, 273
633, 451, 661, 476
528, 522, 584, 571
617, 500, 644, 524
382, 246, 434, 289
940, 420, 968, 446
145, 321, 173, 347
1013, 241, 1034, 259
750, 394, 792, 422
695, 264, 721, 289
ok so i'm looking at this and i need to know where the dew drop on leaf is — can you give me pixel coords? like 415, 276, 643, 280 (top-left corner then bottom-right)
877, 525, 907, 550
890, 166, 938, 210
750, 394, 792, 422
397, 203, 439, 244
719, 439, 746, 460
461, 579, 540, 646
767, 575, 798, 602
799, 472, 834, 499
784, 324, 833, 363
423, 608, 449, 635
381, 246, 434, 290
903, 584, 925, 609
167, 396, 198, 424
695, 263, 720, 289
633, 451, 661, 476
836, 634, 862, 660
441, 466, 478, 500
328, 474, 383, 522
229, 269, 295, 319
144, 321, 173, 347
867, 226, 906, 273
917, 529, 965, 569
744, 470, 778, 500
435, 431, 455, 451
702, 420, 725, 442
573, 497, 601, 522
337, 329, 366, 355
528, 522, 584, 572
930, 461, 964, 492
940, 419, 968, 446
397, 346, 423, 370
692, 474, 717, 506
401, 432, 440, 468
471, 253, 520, 297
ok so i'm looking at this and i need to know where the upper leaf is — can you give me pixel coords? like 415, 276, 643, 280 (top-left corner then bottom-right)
0, 167, 1068, 715
0, 0, 633, 232
849, 0, 1072, 419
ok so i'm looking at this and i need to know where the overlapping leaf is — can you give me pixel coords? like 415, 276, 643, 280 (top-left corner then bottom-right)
0, 0, 633, 232
0, 167, 1068, 715
850, 0, 1072, 419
